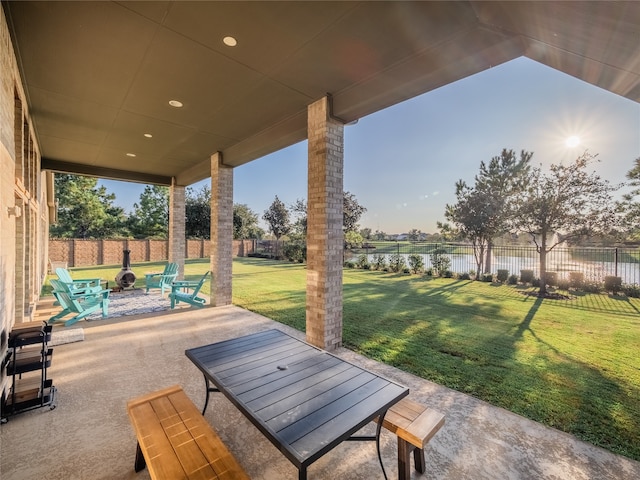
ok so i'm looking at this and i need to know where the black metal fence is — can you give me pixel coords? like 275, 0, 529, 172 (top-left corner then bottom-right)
255, 240, 640, 284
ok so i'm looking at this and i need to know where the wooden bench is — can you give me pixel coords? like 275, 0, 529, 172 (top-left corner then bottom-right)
127, 385, 249, 480
378, 397, 445, 480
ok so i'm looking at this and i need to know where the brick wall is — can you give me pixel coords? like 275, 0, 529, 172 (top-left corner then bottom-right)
48, 238, 254, 267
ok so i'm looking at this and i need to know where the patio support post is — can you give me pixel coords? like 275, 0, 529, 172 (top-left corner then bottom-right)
210, 152, 233, 306
306, 96, 344, 351
168, 178, 186, 278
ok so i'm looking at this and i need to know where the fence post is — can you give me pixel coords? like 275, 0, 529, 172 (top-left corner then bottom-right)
615, 247, 618, 277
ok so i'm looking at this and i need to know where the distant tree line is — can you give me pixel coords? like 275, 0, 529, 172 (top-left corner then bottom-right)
51, 176, 368, 245
50, 175, 264, 240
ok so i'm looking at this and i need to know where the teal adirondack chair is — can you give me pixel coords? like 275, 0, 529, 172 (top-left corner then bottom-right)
168, 272, 209, 309
145, 262, 179, 295
55, 267, 103, 297
49, 279, 110, 327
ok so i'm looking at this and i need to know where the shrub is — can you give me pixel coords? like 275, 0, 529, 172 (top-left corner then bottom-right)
622, 283, 640, 298
344, 261, 355, 269
604, 276, 622, 294
569, 272, 585, 289
481, 273, 493, 282
430, 248, 451, 277
356, 254, 369, 269
583, 281, 602, 293
363, 264, 371, 270
388, 253, 407, 273
283, 242, 306, 263
443, 270, 453, 278
372, 254, 387, 271
520, 269, 534, 284
507, 274, 519, 285
424, 267, 434, 277
408, 254, 424, 274
403, 267, 411, 274
532, 278, 541, 288
557, 279, 570, 291
497, 269, 509, 283
458, 272, 471, 280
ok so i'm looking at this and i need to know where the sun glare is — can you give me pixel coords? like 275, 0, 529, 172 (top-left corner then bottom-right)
565, 135, 581, 148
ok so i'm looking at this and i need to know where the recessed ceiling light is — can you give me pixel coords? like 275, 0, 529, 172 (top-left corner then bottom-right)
144, 133, 153, 138
126, 153, 136, 157
223, 36, 237, 47
169, 100, 183, 108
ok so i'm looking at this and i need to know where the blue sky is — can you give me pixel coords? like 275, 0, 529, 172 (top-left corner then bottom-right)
100, 57, 639, 234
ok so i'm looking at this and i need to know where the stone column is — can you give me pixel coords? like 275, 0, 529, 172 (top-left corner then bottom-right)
168, 178, 186, 278
210, 152, 233, 305
306, 96, 344, 351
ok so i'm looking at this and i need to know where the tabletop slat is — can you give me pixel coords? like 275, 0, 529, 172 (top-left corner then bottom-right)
239, 361, 356, 409
217, 346, 319, 386
232, 355, 342, 397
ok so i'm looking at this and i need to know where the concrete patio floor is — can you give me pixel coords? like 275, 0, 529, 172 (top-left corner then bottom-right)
1, 304, 638, 480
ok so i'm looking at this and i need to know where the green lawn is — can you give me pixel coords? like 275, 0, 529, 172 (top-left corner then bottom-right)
49, 257, 640, 461
231, 257, 640, 462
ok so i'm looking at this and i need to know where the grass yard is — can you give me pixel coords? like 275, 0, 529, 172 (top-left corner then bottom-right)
231, 257, 640, 462
48, 257, 640, 461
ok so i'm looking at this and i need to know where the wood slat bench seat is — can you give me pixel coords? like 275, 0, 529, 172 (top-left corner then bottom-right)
378, 397, 445, 480
127, 385, 249, 480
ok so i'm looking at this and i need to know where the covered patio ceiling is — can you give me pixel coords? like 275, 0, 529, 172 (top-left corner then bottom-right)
4, 1, 639, 186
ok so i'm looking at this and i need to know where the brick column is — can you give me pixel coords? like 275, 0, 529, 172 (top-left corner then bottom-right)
306, 97, 344, 351
210, 152, 233, 305
168, 179, 186, 278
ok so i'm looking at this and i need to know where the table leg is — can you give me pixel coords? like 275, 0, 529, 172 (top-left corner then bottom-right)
201, 374, 220, 415
346, 410, 389, 480
376, 410, 389, 480
298, 466, 307, 480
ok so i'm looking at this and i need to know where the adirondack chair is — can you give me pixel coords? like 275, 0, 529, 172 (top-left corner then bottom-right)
55, 267, 103, 297
145, 262, 179, 295
168, 272, 209, 309
49, 279, 110, 327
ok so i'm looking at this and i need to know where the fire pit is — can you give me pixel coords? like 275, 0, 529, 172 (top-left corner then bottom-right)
115, 249, 136, 289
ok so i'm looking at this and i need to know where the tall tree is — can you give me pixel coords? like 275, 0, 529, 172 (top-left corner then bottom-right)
128, 185, 169, 238
373, 229, 387, 241
263, 196, 291, 258
285, 192, 367, 239
50, 174, 127, 238
360, 227, 372, 240
185, 185, 211, 238
407, 228, 422, 241
443, 183, 494, 275
620, 157, 640, 241
510, 152, 619, 296
444, 149, 532, 275
475, 149, 532, 272
233, 203, 263, 239
343, 191, 367, 233
289, 198, 308, 240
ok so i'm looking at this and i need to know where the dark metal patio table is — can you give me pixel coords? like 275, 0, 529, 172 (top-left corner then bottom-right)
185, 329, 409, 480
